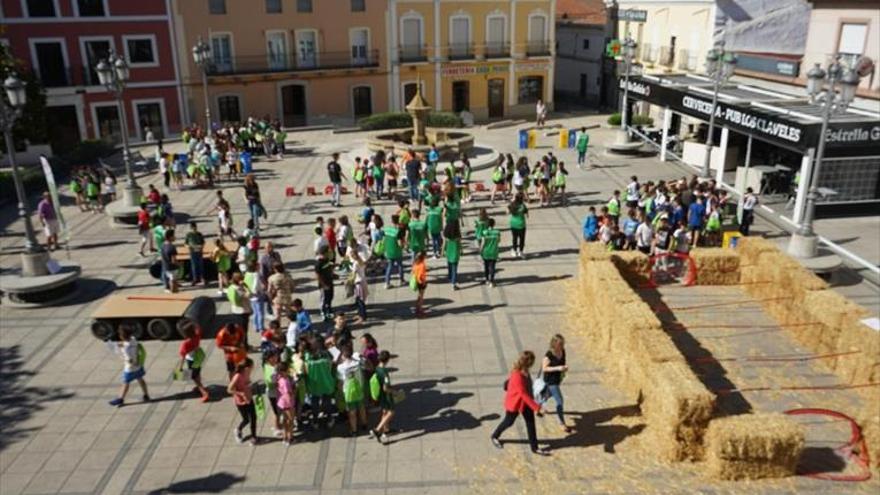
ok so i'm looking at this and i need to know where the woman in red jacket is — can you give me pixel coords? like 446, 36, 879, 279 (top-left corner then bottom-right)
490, 351, 550, 455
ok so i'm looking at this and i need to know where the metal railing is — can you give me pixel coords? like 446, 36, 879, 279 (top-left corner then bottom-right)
399, 44, 428, 63
484, 42, 510, 59
447, 43, 474, 60
205, 50, 379, 75
525, 40, 551, 56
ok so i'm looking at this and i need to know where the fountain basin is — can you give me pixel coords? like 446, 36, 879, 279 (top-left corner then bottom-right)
367, 128, 474, 158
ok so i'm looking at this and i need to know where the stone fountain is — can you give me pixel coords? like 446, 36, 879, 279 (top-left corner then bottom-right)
367, 79, 474, 158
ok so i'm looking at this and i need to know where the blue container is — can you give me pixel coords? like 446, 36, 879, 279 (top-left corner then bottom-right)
568, 129, 578, 149
241, 151, 253, 173
518, 130, 529, 150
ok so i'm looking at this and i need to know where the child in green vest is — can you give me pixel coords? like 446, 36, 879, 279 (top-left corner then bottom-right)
176, 321, 209, 402
426, 198, 443, 259
444, 220, 462, 290
480, 218, 501, 288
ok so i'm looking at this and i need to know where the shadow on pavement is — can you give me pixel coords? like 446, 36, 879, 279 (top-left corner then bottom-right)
0, 345, 75, 452
543, 405, 645, 453
146, 471, 245, 494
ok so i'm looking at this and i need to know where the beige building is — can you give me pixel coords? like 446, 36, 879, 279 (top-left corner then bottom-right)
172, 0, 389, 127
801, 0, 879, 98
614, 0, 715, 74
389, 0, 556, 120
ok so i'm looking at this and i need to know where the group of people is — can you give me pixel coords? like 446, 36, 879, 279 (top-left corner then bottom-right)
69, 166, 117, 213
582, 175, 758, 261
488, 152, 570, 207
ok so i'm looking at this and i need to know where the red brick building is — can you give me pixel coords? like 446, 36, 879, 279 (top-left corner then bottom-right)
0, 0, 184, 152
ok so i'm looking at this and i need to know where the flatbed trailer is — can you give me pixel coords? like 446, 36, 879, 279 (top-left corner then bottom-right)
90, 294, 215, 340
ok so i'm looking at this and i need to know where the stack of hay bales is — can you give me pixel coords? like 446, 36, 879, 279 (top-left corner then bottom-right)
689, 248, 741, 285
566, 242, 716, 462
610, 251, 652, 287
642, 361, 716, 461
736, 237, 879, 471
706, 413, 805, 480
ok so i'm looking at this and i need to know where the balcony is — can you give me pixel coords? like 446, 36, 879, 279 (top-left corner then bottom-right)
525, 41, 551, 57
484, 42, 510, 59
205, 50, 380, 76
447, 43, 474, 61
639, 43, 655, 63
659, 46, 675, 67
399, 45, 428, 63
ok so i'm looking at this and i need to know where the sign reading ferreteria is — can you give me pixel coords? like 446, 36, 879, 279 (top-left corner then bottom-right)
619, 76, 880, 154
618, 9, 648, 23
440, 61, 551, 77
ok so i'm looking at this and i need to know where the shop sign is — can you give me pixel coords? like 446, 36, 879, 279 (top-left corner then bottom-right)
515, 62, 551, 73
618, 9, 648, 23
441, 64, 507, 77
620, 76, 880, 152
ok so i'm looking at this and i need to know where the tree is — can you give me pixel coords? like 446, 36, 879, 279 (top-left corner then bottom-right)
0, 41, 49, 153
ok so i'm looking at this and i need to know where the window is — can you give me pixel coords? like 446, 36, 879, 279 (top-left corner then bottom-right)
449, 16, 471, 58
518, 76, 543, 104
76, 0, 105, 16
82, 38, 113, 85
582, 39, 590, 50
838, 23, 867, 55
352, 87, 372, 119
528, 15, 547, 43
351, 0, 365, 12
94, 104, 122, 143
210, 34, 233, 73
125, 37, 157, 66
266, 32, 288, 70
209, 0, 226, 14
486, 16, 506, 57
295, 31, 317, 68
217, 95, 241, 123
25, 0, 56, 17
265, 0, 281, 13
135, 101, 164, 140
400, 17, 423, 61
351, 28, 369, 64
32, 41, 68, 87
297, 0, 312, 13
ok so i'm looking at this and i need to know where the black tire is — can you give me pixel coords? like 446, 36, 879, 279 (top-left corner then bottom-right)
147, 318, 174, 340
91, 320, 115, 340
149, 261, 162, 280
121, 319, 145, 340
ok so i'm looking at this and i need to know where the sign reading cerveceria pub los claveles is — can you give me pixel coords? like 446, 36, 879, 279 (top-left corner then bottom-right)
619, 76, 880, 154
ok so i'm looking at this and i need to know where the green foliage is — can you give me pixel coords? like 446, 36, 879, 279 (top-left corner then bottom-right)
0, 44, 49, 150
0, 166, 46, 204
607, 112, 654, 127
60, 140, 115, 166
358, 112, 463, 130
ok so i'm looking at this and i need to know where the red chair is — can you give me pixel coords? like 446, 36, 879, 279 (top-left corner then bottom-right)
474, 182, 487, 192
307, 186, 318, 196
285, 187, 296, 197
324, 185, 334, 196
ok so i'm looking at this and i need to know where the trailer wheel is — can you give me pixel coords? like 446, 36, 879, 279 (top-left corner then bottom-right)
146, 318, 174, 340
120, 319, 145, 339
91, 320, 115, 340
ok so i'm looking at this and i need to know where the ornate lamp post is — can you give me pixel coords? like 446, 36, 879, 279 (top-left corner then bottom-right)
700, 43, 737, 178
96, 52, 142, 207
619, 36, 637, 132
192, 37, 212, 132
1, 73, 50, 276
788, 56, 862, 258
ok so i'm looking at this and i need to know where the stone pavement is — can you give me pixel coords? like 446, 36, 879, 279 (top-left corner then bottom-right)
1, 116, 877, 494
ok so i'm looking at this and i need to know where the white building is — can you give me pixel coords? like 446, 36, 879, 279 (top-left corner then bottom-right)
554, 0, 609, 107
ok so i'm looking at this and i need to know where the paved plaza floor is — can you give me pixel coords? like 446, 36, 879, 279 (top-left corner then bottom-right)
1, 115, 878, 494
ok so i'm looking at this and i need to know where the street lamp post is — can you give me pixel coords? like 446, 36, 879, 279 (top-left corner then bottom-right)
788, 56, 861, 259
620, 37, 637, 133
700, 43, 737, 178
192, 37, 212, 132
2, 73, 50, 276
96, 52, 142, 207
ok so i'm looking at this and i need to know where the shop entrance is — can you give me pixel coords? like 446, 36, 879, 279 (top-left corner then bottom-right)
452, 81, 469, 113
281, 85, 307, 127
488, 79, 504, 119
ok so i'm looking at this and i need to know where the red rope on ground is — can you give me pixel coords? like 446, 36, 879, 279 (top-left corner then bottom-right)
691, 350, 860, 364
784, 408, 872, 482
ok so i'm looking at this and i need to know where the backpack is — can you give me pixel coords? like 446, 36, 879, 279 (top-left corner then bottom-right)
491, 167, 503, 183
354, 167, 365, 182
370, 373, 382, 401
137, 343, 146, 367
226, 285, 242, 306
190, 347, 205, 368
343, 371, 364, 403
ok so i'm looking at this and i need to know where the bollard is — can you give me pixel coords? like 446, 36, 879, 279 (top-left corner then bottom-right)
527, 130, 537, 149
518, 129, 529, 150
559, 129, 570, 149
568, 129, 578, 149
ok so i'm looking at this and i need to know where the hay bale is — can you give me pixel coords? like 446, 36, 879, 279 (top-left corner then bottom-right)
832, 317, 880, 388
858, 406, 880, 472
610, 251, 652, 288
737, 237, 778, 287
580, 241, 611, 261
642, 361, 716, 462
706, 413, 804, 480
689, 248, 741, 285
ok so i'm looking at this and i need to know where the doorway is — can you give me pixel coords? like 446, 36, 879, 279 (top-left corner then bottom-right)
452, 81, 469, 113
46, 105, 80, 154
281, 85, 307, 127
488, 79, 504, 119
579, 74, 587, 98
135, 101, 164, 140
352, 86, 372, 120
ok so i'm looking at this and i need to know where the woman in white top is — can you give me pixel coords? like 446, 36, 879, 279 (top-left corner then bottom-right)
536, 99, 546, 128
347, 239, 369, 324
